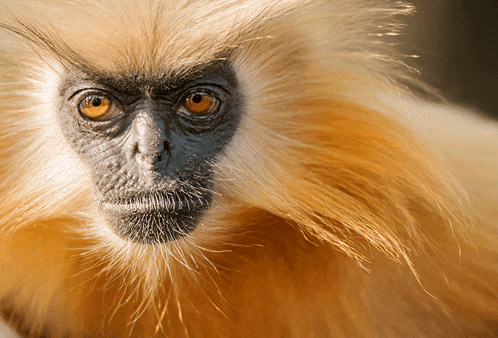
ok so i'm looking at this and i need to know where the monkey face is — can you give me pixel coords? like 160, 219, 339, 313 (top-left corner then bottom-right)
57, 63, 242, 244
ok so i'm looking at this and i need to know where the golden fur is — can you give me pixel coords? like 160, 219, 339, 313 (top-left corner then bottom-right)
0, 0, 497, 337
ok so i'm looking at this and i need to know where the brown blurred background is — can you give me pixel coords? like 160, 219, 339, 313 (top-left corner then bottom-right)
405, 0, 498, 116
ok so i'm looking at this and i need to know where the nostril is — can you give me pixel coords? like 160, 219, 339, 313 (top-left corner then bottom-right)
131, 136, 170, 166
132, 142, 139, 155
156, 141, 170, 163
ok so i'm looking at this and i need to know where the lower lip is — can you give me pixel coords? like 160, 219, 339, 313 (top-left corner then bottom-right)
100, 197, 207, 214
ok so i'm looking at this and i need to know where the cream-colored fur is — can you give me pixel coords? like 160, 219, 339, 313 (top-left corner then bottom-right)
0, 1, 497, 337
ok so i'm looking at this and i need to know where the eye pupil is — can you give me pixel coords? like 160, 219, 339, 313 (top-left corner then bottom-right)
182, 92, 220, 117
92, 97, 102, 107
192, 94, 203, 104
79, 93, 119, 121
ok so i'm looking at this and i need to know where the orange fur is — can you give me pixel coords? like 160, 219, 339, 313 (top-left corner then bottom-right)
1, 0, 498, 337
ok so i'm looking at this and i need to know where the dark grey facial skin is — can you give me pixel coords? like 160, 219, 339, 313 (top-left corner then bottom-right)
58, 63, 242, 244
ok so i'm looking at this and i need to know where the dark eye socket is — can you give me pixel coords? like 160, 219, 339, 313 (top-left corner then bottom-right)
178, 92, 220, 117
78, 92, 121, 121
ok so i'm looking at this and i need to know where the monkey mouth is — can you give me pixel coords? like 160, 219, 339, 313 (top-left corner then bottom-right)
101, 194, 208, 214
100, 191, 211, 244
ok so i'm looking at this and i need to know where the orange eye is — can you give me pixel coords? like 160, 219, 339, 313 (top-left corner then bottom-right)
180, 92, 220, 117
79, 94, 120, 121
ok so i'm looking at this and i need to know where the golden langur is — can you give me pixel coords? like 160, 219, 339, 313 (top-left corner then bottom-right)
1, 0, 498, 337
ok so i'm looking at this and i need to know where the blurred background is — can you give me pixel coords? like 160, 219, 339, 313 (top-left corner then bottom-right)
405, 0, 498, 116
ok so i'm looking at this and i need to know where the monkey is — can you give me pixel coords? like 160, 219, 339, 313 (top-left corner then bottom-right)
0, 0, 498, 337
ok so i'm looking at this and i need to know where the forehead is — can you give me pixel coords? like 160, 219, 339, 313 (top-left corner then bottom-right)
59, 61, 239, 98
4, 0, 299, 77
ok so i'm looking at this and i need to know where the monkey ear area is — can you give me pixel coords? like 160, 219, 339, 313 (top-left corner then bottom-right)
78, 92, 121, 121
